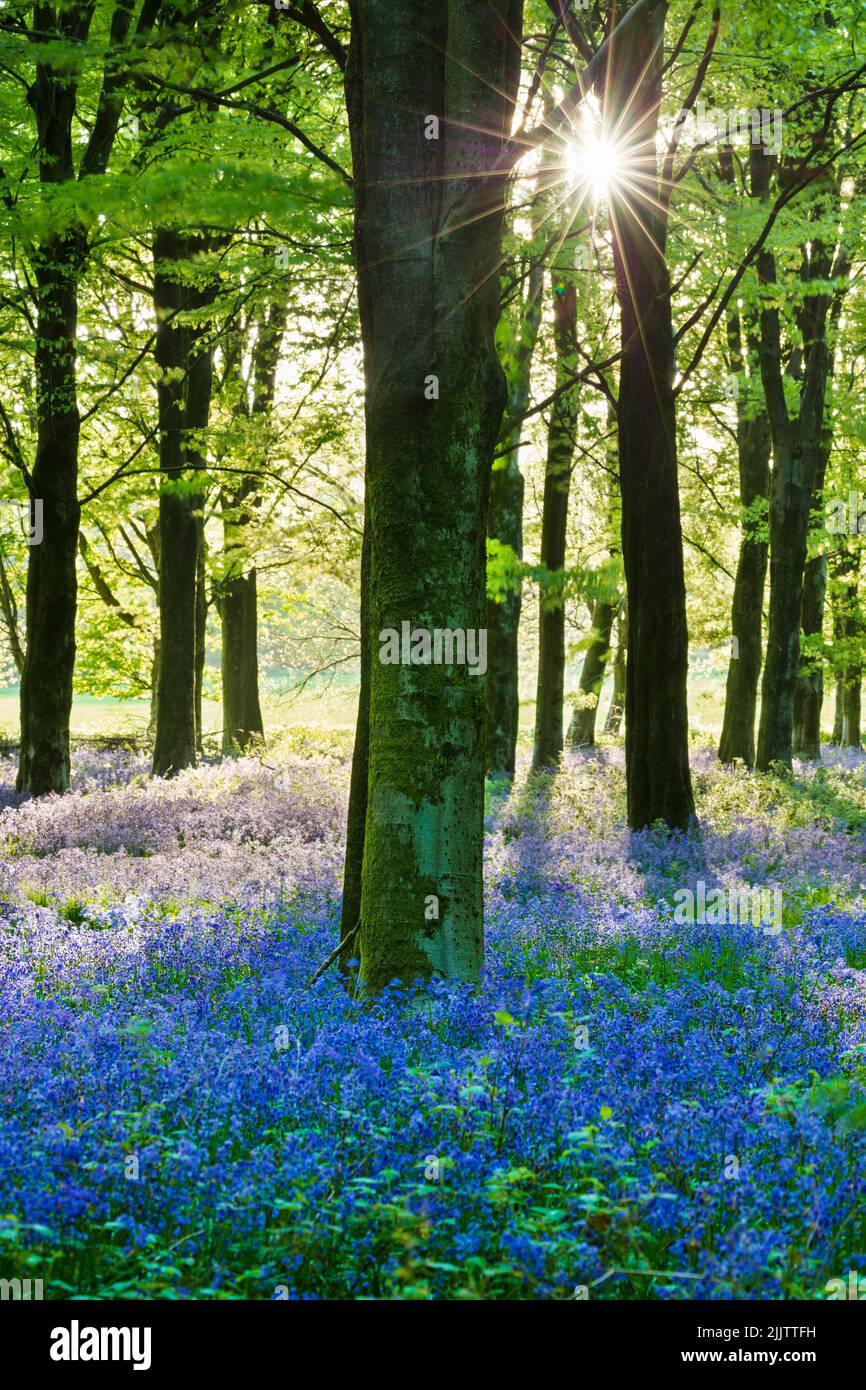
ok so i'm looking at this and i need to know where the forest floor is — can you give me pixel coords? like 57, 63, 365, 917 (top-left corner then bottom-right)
1, 735, 865, 1299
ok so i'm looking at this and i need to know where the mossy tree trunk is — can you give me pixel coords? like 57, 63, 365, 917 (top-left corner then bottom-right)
343, 0, 524, 990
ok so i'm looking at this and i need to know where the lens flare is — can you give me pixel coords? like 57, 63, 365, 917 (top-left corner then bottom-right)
566, 132, 625, 204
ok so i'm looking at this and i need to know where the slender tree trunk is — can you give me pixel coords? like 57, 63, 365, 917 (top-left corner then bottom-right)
486, 261, 543, 779
607, 2, 694, 828
755, 151, 841, 771
842, 669, 862, 748
832, 548, 864, 748
604, 606, 627, 735
221, 566, 264, 754
832, 676, 843, 743
220, 301, 286, 752
791, 550, 827, 759
717, 310, 770, 766
568, 597, 615, 748
567, 399, 620, 750
152, 230, 199, 777
148, 637, 160, 741
339, 515, 370, 973
194, 532, 207, 753
344, 0, 523, 989
791, 285, 844, 760
532, 274, 578, 769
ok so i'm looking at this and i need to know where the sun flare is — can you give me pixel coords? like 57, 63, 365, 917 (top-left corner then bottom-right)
566, 131, 625, 204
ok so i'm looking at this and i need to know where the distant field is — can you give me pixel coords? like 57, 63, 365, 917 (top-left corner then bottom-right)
0, 664, 840, 745
0, 686, 362, 742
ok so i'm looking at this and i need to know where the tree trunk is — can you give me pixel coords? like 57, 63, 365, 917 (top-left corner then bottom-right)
607, 2, 694, 829
717, 305, 770, 766
486, 261, 543, 779
842, 669, 862, 748
339, 514, 370, 973
219, 301, 286, 752
17, 232, 83, 794
791, 550, 827, 759
604, 606, 627, 735
567, 398, 620, 750
568, 597, 615, 748
532, 273, 578, 770
195, 530, 207, 754
221, 566, 265, 754
755, 152, 841, 771
832, 675, 843, 744
151, 230, 200, 777
344, 0, 523, 990
831, 548, 863, 749
16, 0, 130, 794
148, 636, 160, 742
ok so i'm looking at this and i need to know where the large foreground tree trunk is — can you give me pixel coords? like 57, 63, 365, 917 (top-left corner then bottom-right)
607, 1, 694, 829
532, 273, 578, 769
343, 0, 523, 990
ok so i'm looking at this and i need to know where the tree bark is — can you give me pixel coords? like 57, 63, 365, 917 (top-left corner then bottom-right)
607, 1, 694, 829
344, 0, 524, 989
532, 274, 578, 769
